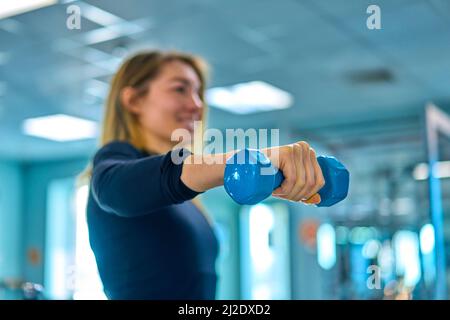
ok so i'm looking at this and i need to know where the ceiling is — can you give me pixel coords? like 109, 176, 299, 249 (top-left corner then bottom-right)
0, 0, 449, 161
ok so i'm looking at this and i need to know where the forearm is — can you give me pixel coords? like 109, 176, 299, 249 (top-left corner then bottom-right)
180, 152, 234, 192
180, 146, 283, 193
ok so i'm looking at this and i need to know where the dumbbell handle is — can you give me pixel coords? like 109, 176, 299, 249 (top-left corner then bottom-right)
271, 156, 332, 204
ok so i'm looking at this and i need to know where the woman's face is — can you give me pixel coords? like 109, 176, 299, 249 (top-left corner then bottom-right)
135, 60, 203, 144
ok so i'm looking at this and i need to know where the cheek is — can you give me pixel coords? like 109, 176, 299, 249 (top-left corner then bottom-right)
139, 100, 180, 135
147, 92, 180, 117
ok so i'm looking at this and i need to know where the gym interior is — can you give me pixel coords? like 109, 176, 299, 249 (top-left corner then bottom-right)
0, 0, 449, 300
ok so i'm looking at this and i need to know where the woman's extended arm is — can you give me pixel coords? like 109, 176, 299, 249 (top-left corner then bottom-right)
91, 141, 324, 218
181, 141, 325, 203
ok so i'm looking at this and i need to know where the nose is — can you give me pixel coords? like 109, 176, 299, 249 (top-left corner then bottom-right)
186, 92, 203, 112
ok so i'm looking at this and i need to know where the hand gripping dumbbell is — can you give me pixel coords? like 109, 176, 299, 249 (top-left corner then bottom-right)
223, 148, 349, 206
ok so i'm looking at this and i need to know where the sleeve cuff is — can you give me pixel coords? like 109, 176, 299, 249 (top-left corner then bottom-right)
161, 148, 204, 203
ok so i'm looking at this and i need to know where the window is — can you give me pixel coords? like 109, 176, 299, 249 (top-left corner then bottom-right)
45, 180, 106, 300
240, 203, 291, 299
73, 185, 106, 300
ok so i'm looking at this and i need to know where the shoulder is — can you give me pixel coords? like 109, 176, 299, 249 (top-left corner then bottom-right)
93, 141, 143, 165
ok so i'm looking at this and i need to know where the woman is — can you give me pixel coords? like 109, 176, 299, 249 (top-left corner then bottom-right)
86, 50, 324, 300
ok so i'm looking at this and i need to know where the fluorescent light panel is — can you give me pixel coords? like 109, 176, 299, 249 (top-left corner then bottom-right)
0, 0, 57, 20
23, 114, 98, 142
79, 22, 145, 46
206, 81, 293, 114
77, 2, 123, 27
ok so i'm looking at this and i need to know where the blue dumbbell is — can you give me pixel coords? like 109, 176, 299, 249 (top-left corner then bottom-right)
224, 148, 349, 206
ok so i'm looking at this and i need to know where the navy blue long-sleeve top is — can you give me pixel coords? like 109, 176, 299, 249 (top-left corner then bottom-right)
86, 141, 219, 300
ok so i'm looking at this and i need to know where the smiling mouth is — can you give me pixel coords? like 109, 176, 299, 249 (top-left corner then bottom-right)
176, 117, 198, 131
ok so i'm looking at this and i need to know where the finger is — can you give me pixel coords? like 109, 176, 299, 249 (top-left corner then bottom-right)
272, 186, 286, 197
302, 193, 321, 205
311, 149, 325, 196
302, 148, 323, 200
287, 143, 306, 201
273, 145, 296, 196
294, 142, 315, 201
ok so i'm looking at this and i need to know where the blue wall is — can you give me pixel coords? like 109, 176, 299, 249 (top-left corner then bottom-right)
0, 161, 23, 281
21, 158, 89, 284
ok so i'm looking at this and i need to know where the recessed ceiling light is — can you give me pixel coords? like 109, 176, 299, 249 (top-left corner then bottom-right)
23, 114, 98, 142
206, 81, 293, 114
0, 0, 57, 20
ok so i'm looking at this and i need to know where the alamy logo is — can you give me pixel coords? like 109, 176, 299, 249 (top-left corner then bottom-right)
66, 5, 81, 30
367, 5, 381, 30
367, 265, 382, 290
170, 122, 280, 171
